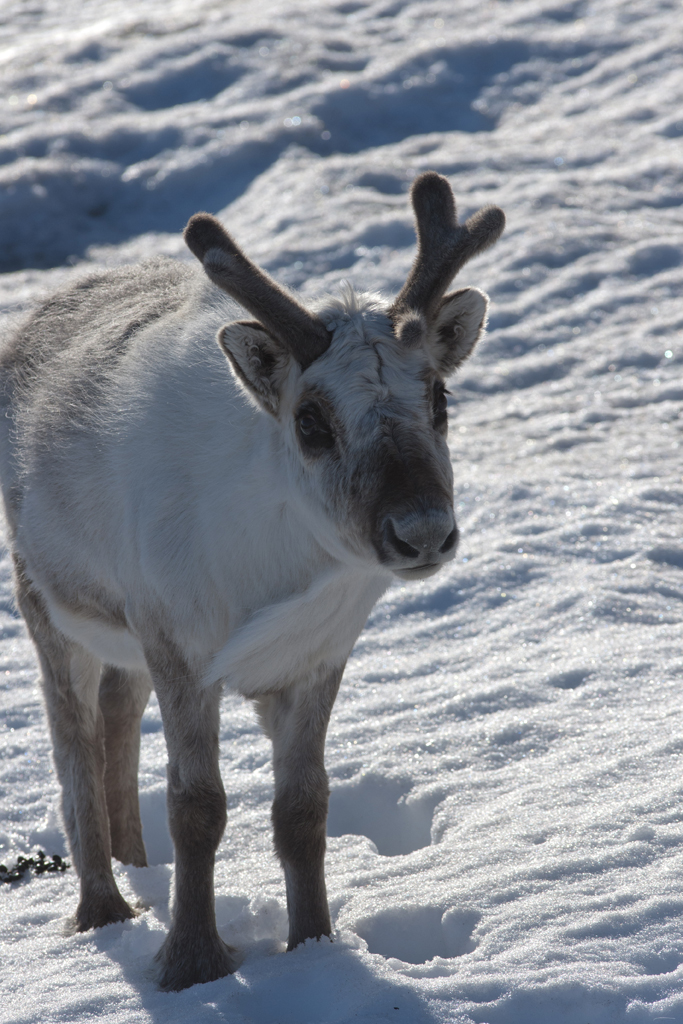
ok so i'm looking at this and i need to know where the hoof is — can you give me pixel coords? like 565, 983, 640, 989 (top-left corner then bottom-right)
156, 931, 241, 991
70, 888, 137, 933
287, 931, 333, 951
287, 920, 332, 951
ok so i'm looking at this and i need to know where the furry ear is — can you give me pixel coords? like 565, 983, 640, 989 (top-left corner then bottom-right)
426, 287, 489, 375
217, 320, 292, 415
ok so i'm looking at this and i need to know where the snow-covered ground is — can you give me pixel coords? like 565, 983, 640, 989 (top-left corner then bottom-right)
1, 0, 682, 1020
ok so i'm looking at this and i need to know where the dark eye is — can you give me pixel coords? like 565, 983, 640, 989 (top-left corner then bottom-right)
433, 382, 450, 430
296, 405, 335, 452
298, 414, 318, 436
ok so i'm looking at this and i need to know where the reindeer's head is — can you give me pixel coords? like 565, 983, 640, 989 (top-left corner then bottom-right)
185, 173, 504, 580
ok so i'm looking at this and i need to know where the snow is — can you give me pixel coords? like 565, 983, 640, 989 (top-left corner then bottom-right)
1, 0, 682, 1020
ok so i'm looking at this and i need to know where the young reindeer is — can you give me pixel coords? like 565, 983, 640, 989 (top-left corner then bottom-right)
0, 172, 504, 990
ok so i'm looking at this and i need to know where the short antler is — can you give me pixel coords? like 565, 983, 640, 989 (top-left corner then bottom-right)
184, 213, 331, 370
389, 172, 505, 329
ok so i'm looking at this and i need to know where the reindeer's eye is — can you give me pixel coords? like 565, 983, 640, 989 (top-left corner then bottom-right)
432, 382, 450, 430
296, 405, 335, 453
298, 414, 318, 435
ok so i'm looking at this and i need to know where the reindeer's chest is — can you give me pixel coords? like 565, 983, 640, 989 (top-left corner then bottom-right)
205, 567, 389, 696
41, 564, 388, 696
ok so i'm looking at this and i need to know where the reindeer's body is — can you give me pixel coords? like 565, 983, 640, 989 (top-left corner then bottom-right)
0, 174, 503, 990
2, 265, 387, 689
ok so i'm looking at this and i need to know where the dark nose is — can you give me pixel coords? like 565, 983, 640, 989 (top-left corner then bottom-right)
385, 508, 458, 563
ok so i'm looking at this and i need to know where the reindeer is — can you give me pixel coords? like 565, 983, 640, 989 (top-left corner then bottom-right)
0, 173, 504, 990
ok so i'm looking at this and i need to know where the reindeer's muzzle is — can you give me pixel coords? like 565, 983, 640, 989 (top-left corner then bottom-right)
380, 504, 458, 580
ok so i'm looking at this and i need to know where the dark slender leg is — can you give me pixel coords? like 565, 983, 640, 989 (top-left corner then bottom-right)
99, 666, 152, 867
256, 664, 343, 950
14, 558, 134, 931
148, 640, 238, 991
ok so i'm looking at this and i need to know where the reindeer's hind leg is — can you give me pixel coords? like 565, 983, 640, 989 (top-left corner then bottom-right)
99, 666, 152, 868
14, 559, 135, 931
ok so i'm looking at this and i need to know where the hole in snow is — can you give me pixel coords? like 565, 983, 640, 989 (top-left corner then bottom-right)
355, 906, 480, 964
327, 774, 440, 855
119, 57, 247, 111
647, 546, 683, 570
548, 668, 591, 690
308, 40, 532, 153
641, 951, 683, 976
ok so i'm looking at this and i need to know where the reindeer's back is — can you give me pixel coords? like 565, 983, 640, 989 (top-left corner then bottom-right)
0, 258, 194, 400
0, 258, 198, 527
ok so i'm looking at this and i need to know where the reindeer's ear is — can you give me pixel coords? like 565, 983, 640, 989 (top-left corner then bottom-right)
426, 287, 489, 376
218, 320, 292, 415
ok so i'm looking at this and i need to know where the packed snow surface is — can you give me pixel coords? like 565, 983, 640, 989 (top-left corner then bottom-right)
1, 0, 682, 1021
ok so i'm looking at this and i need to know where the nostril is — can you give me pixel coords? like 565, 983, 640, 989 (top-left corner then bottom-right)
440, 527, 457, 554
386, 520, 420, 559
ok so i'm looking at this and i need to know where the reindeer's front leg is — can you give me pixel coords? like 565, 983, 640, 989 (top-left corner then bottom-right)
256, 665, 343, 950
148, 646, 238, 991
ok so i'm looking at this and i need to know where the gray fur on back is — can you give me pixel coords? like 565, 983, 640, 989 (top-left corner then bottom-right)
0, 258, 197, 518
1, 257, 194, 398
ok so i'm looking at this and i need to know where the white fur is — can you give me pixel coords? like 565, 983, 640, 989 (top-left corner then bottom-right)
205, 566, 389, 694
9, 284, 457, 685
49, 600, 148, 672
0, 260, 488, 985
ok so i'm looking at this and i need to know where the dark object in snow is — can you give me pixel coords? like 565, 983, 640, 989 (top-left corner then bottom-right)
0, 850, 69, 884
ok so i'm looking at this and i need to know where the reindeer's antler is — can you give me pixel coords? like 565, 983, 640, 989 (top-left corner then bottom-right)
184, 214, 331, 370
389, 172, 505, 336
